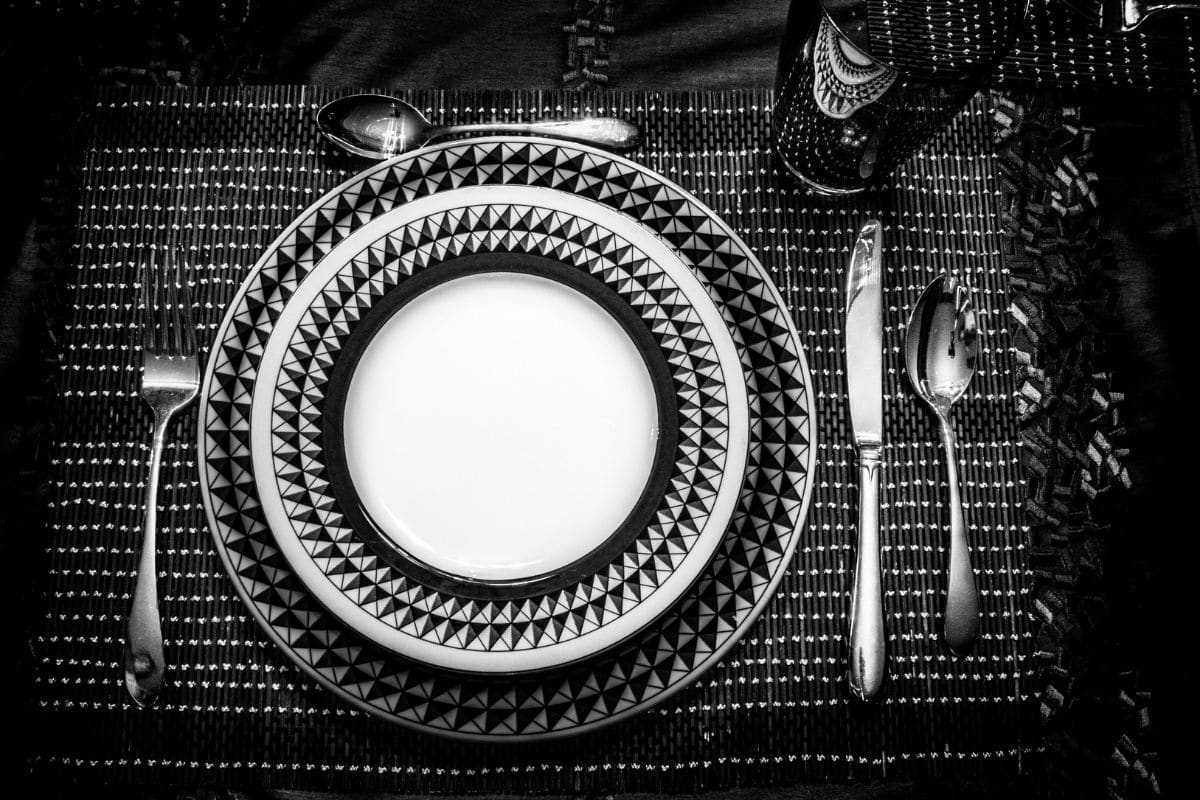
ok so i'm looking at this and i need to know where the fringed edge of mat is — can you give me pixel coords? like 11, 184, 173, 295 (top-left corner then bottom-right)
992, 90, 1160, 799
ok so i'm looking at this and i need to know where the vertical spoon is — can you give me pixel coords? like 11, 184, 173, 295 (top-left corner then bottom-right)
904, 275, 981, 653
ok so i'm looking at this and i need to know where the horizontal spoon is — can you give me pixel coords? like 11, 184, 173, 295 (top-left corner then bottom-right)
317, 93, 641, 160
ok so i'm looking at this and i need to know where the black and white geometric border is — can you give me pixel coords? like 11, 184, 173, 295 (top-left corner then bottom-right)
266, 201, 733, 653
200, 138, 816, 738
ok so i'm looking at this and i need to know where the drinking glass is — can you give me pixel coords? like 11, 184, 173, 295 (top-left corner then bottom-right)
773, 0, 1029, 194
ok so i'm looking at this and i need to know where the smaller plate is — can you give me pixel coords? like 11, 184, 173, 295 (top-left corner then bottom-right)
250, 184, 750, 674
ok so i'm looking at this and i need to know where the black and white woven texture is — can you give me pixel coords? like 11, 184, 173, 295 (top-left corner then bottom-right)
28, 86, 1030, 791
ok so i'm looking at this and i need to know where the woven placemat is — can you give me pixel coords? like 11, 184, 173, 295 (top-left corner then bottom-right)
27, 87, 1031, 792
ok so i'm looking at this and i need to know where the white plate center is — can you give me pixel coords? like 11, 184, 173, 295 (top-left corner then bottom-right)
343, 270, 660, 583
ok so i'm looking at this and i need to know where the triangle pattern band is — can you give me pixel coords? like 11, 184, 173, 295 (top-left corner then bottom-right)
201, 139, 813, 739
267, 202, 733, 654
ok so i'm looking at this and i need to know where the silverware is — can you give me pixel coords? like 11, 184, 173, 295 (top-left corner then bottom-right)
317, 93, 641, 160
904, 274, 981, 654
124, 248, 200, 707
1065, 0, 1200, 32
844, 220, 886, 701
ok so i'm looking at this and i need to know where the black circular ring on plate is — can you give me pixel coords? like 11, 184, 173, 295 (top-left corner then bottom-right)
321, 250, 681, 602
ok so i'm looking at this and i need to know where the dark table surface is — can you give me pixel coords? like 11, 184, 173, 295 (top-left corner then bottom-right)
1, 1, 1192, 797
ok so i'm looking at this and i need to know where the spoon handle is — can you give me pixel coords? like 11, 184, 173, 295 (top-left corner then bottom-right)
939, 417, 979, 653
848, 448, 885, 700
431, 118, 641, 151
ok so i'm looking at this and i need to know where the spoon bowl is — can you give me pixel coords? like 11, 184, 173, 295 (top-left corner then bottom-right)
905, 275, 979, 413
317, 93, 431, 159
317, 93, 641, 160
904, 274, 981, 653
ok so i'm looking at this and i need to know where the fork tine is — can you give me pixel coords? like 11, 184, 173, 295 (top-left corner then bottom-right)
156, 247, 170, 355
166, 248, 182, 356
141, 258, 154, 355
141, 243, 200, 360
178, 251, 197, 356
153, 249, 165, 356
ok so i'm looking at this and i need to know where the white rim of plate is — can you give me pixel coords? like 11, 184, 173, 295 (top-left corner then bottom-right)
196, 135, 818, 740
248, 183, 751, 674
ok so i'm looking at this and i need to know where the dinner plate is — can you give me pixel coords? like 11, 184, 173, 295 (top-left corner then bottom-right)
248, 184, 751, 673
200, 138, 816, 738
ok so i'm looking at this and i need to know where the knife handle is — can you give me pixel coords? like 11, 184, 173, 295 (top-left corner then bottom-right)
848, 447, 885, 701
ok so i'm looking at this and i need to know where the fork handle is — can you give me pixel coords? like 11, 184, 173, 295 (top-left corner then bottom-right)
124, 412, 169, 707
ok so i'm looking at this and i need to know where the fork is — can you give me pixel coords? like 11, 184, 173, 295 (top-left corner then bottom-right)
123, 247, 200, 707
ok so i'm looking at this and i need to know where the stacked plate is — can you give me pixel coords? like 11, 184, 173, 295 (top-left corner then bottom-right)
199, 138, 817, 739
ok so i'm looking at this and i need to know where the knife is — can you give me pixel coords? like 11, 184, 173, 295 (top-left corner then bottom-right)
844, 220, 885, 701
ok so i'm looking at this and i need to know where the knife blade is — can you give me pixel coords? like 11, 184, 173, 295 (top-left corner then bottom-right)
846, 222, 883, 448
844, 219, 885, 701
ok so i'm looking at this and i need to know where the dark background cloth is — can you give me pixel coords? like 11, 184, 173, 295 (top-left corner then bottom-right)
0, 1, 1193, 797
267, 1, 568, 86
1089, 99, 1194, 797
